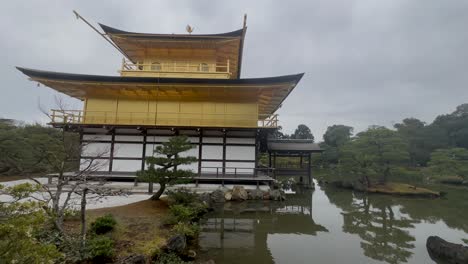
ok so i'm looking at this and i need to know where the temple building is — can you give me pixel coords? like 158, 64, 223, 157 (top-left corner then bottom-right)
17, 17, 305, 184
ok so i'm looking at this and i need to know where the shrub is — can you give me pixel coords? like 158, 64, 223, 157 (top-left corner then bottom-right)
86, 236, 114, 261
167, 188, 199, 206
172, 222, 200, 239
90, 214, 117, 235
169, 205, 196, 223
438, 176, 464, 185
155, 252, 190, 264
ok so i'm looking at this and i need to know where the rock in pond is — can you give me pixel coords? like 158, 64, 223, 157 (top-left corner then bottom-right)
270, 189, 285, 201
224, 191, 232, 201
231, 186, 248, 201
210, 189, 226, 203
166, 234, 187, 254
426, 236, 468, 264
250, 189, 264, 200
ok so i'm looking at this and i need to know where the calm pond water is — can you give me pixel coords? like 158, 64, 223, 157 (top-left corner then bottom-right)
198, 182, 468, 264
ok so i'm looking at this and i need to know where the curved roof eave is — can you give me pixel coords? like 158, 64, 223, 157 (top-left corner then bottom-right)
99, 23, 245, 39
16, 67, 304, 86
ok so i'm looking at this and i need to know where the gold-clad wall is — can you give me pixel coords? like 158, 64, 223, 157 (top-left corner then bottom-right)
83, 97, 258, 128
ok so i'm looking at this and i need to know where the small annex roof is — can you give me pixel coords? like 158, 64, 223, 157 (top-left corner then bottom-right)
99, 24, 247, 79
267, 139, 323, 153
17, 67, 303, 116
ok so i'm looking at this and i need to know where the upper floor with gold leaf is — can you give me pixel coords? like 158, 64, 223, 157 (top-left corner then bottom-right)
100, 24, 245, 79
17, 18, 304, 130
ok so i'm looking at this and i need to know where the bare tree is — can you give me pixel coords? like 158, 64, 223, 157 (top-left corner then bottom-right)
20, 97, 127, 250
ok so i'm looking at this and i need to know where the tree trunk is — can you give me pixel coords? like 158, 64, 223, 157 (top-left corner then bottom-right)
380, 164, 390, 184
80, 188, 88, 251
364, 176, 371, 188
151, 182, 166, 200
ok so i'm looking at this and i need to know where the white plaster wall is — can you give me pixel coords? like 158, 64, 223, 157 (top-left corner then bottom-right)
178, 162, 198, 172
180, 146, 199, 159
81, 143, 111, 157
115, 135, 144, 142
202, 145, 223, 159
145, 144, 162, 156
226, 146, 255, 160
79, 158, 109, 171
186, 137, 199, 143
201, 162, 223, 173
225, 162, 255, 174
203, 137, 223, 143
82, 134, 112, 141
112, 159, 142, 172
113, 144, 143, 158
226, 137, 255, 144
155, 136, 171, 142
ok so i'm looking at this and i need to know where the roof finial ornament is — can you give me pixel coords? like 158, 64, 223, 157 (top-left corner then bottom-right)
243, 14, 247, 29
186, 25, 194, 34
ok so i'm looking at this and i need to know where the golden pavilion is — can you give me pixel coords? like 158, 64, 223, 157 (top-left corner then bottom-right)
17, 15, 304, 184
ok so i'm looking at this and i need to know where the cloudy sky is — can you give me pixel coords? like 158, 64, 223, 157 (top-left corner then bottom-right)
2, 0, 468, 139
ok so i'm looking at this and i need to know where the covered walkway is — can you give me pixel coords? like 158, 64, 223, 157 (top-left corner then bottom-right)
267, 139, 322, 186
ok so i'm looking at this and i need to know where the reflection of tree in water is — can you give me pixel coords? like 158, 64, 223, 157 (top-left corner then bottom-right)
397, 185, 468, 233
325, 188, 417, 264
198, 188, 327, 264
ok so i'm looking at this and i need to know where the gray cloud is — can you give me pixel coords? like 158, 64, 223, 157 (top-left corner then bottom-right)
1, 0, 467, 139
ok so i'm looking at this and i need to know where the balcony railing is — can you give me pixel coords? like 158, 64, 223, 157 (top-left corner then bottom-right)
50, 110, 278, 128
120, 59, 231, 78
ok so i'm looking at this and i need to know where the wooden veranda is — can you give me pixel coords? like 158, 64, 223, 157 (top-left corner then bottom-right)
267, 139, 322, 187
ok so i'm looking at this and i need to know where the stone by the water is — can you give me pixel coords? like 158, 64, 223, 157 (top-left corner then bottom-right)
270, 189, 285, 201
166, 234, 186, 254
224, 191, 232, 201
426, 236, 468, 264
210, 189, 225, 203
231, 186, 248, 201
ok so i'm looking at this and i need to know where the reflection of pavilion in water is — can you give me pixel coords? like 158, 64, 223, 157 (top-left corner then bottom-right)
199, 189, 327, 263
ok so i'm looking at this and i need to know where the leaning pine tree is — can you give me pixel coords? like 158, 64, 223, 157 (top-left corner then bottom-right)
137, 136, 197, 200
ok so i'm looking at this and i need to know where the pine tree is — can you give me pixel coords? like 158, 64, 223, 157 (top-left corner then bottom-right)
137, 136, 197, 200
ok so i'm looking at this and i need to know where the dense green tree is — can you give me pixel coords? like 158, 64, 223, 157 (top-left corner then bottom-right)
0, 183, 62, 263
427, 148, 468, 179
291, 124, 314, 141
339, 126, 410, 186
431, 103, 468, 149
0, 121, 76, 176
394, 118, 432, 166
271, 125, 289, 139
137, 136, 197, 200
321, 125, 353, 165
323, 125, 354, 147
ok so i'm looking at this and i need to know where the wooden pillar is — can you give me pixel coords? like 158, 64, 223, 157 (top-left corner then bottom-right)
141, 129, 147, 171
308, 152, 312, 187
254, 130, 259, 177
300, 155, 303, 168
108, 129, 115, 172
268, 151, 272, 168
174, 129, 179, 171
198, 129, 203, 177
273, 152, 277, 179
222, 130, 226, 176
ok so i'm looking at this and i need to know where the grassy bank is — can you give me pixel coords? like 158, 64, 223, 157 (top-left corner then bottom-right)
367, 182, 440, 197
87, 199, 170, 257
64, 199, 171, 261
